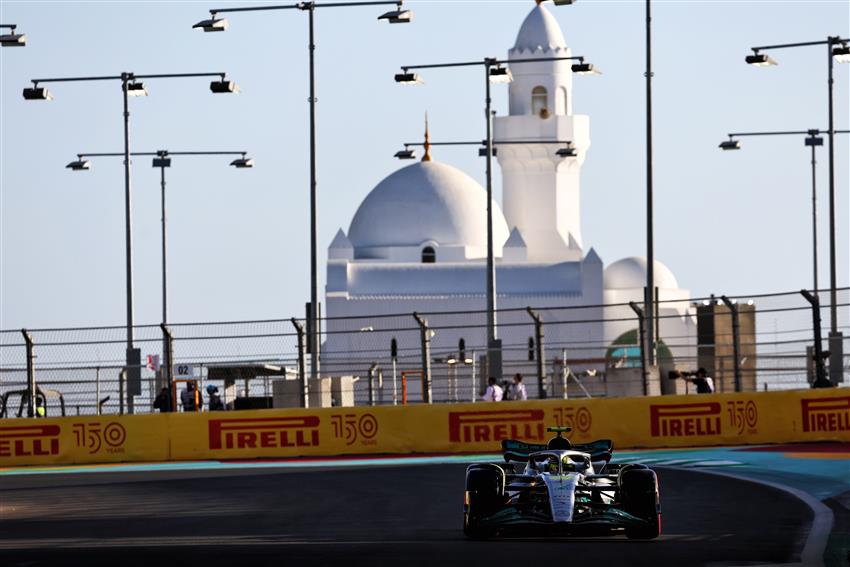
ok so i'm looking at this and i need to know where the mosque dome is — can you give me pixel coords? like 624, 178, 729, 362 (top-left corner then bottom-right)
348, 160, 510, 254
604, 257, 680, 290
512, 2, 567, 53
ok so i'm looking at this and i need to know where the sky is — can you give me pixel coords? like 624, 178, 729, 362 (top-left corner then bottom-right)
0, 0, 848, 331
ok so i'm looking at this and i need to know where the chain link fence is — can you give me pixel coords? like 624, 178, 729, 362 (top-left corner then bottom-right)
1, 288, 847, 417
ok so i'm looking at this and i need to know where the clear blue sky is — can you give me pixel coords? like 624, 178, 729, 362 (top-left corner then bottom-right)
0, 0, 848, 330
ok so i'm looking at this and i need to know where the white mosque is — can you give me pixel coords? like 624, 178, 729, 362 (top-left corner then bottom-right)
322, 2, 696, 398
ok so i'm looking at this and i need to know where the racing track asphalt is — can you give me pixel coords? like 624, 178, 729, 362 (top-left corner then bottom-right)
0, 463, 813, 567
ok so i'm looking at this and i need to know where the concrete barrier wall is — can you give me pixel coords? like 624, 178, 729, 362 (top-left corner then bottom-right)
1, 389, 848, 467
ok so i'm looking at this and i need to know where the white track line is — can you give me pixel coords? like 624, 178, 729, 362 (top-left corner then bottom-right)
662, 466, 833, 567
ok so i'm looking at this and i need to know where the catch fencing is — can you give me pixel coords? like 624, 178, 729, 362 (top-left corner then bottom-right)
1, 287, 848, 417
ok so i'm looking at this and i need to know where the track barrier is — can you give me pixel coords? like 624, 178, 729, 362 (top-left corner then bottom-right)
1, 389, 847, 467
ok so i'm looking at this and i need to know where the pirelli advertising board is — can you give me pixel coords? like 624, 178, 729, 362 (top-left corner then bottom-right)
1, 389, 847, 467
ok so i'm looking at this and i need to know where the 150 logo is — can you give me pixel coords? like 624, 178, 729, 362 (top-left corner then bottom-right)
726, 400, 758, 435
552, 407, 592, 434
331, 413, 378, 446
73, 422, 127, 454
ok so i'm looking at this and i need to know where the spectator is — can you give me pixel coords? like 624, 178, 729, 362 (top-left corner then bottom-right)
207, 385, 225, 411
180, 381, 203, 412
508, 373, 528, 401
481, 376, 504, 402
153, 387, 172, 413
685, 368, 715, 394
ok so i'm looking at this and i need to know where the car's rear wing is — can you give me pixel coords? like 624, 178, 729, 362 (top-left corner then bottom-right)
501, 438, 615, 463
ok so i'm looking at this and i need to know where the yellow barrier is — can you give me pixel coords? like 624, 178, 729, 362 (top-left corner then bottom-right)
1, 389, 847, 467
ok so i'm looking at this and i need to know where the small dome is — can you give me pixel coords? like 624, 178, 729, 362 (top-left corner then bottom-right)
513, 3, 567, 53
604, 257, 680, 290
348, 161, 509, 253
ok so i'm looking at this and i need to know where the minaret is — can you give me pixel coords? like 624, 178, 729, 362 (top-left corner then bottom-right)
494, 1, 591, 263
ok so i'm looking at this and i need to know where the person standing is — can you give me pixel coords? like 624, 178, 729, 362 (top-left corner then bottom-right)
207, 385, 224, 411
685, 368, 715, 394
153, 387, 172, 413
481, 376, 504, 402
180, 381, 203, 412
508, 373, 528, 401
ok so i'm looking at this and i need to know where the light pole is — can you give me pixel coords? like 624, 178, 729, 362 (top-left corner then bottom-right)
24, 71, 239, 412
194, 1, 412, 396
719, 129, 850, 295
66, 149, 253, 380
0, 24, 26, 46
552, 0, 657, 371
395, 54, 597, 380
746, 36, 849, 383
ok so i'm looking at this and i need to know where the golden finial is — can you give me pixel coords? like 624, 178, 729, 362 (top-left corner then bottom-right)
422, 112, 432, 162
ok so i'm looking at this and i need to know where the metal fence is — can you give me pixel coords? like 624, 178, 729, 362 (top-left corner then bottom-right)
1, 287, 848, 417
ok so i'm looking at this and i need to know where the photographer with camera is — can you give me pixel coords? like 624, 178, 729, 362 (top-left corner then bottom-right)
669, 368, 715, 394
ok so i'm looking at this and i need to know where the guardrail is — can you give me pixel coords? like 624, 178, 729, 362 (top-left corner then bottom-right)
1, 389, 847, 468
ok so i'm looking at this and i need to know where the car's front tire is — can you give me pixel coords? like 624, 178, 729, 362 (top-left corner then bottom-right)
619, 466, 661, 540
463, 466, 504, 539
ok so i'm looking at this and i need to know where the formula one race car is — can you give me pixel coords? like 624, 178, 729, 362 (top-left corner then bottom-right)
463, 427, 660, 540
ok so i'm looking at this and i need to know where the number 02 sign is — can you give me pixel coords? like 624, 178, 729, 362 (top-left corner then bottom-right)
173, 364, 196, 378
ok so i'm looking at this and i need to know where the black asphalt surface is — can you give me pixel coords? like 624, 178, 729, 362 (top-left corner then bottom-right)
0, 463, 813, 566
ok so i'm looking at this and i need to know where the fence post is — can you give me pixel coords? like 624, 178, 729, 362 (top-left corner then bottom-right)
159, 324, 175, 411
526, 308, 546, 399
720, 296, 742, 392
390, 338, 398, 406
413, 312, 432, 404
801, 289, 831, 388
118, 368, 126, 415
96, 367, 101, 415
368, 363, 379, 406
21, 329, 36, 418
561, 348, 569, 400
628, 302, 648, 396
291, 318, 309, 408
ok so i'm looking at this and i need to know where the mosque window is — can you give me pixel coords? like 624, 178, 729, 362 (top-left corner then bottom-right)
422, 246, 436, 263
532, 86, 548, 117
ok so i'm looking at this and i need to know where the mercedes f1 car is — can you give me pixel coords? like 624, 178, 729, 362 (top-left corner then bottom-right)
463, 427, 661, 539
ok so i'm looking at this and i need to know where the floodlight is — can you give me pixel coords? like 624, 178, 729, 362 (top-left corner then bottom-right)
230, 157, 254, 168
833, 44, 850, 63
378, 6, 412, 24
210, 79, 240, 93
719, 140, 741, 150
394, 72, 423, 85
66, 159, 91, 171
22, 87, 52, 100
152, 157, 172, 168
478, 146, 497, 157
571, 62, 601, 75
394, 148, 417, 160
556, 144, 577, 157
805, 136, 824, 147
124, 82, 148, 97
0, 33, 26, 47
745, 53, 777, 67
193, 17, 228, 32
553, 0, 577, 5
446, 355, 458, 365
488, 66, 513, 84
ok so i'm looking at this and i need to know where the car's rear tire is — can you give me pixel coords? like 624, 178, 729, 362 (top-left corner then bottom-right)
463, 466, 504, 539
619, 467, 661, 540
